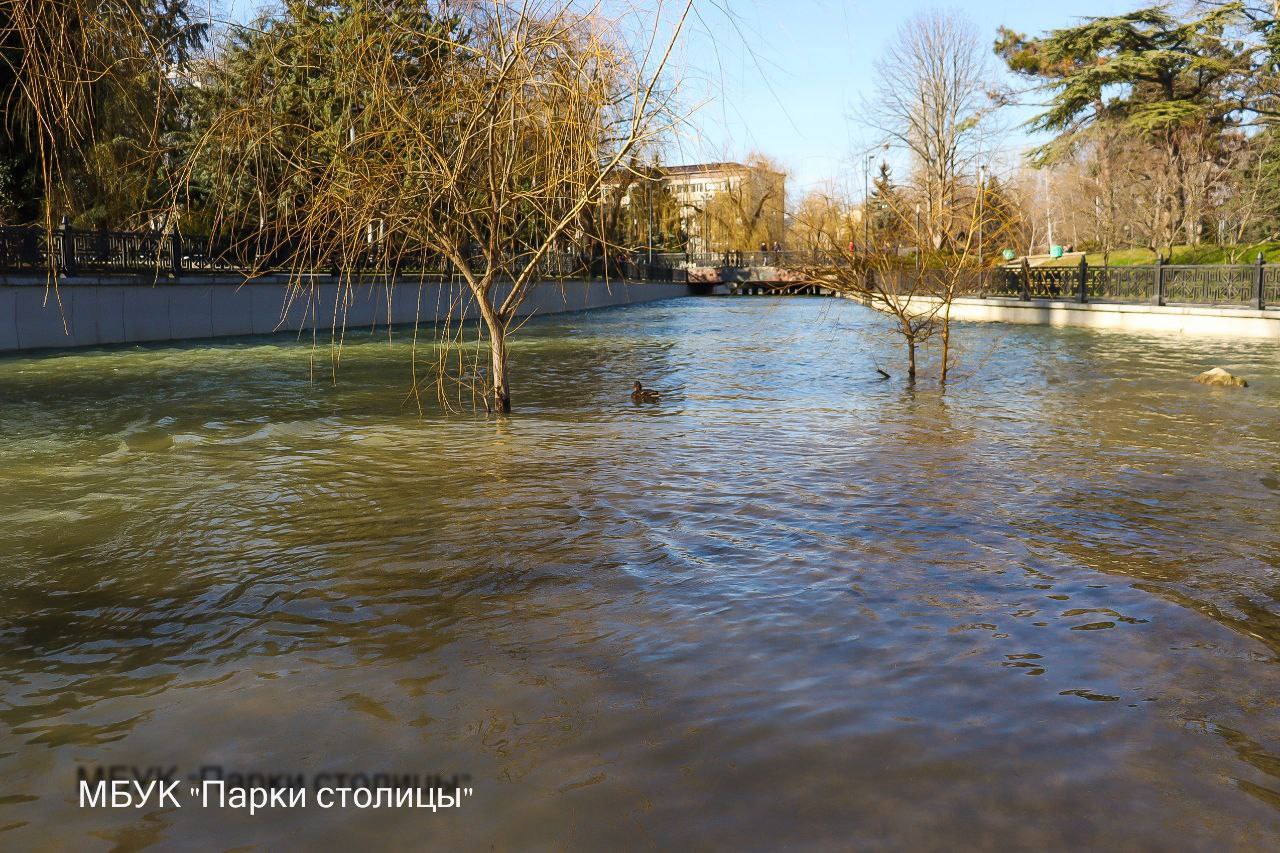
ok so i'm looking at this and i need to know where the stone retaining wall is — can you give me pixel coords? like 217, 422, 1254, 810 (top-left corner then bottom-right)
843, 293, 1280, 339
0, 276, 690, 352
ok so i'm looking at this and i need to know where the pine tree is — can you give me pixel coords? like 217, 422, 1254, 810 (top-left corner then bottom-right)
868, 162, 903, 246
179, 1, 463, 234
0, 0, 209, 225
995, 6, 1249, 151
617, 166, 684, 252
995, 5, 1256, 253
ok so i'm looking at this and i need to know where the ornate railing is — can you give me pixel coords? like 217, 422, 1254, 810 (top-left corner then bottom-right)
72, 228, 177, 275
0, 223, 686, 283
976, 259, 1269, 308
4, 225, 1272, 307
0, 226, 54, 272
1162, 264, 1254, 304
654, 250, 819, 269
1267, 266, 1280, 307
1090, 266, 1156, 302
785, 251, 1277, 311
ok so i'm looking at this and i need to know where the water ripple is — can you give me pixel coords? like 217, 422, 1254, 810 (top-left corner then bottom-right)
0, 298, 1278, 848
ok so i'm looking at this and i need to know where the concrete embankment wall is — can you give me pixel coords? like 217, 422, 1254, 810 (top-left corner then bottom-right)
844, 294, 1280, 340
0, 276, 690, 353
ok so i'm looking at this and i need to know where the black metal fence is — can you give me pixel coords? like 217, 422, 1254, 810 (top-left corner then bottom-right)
0, 223, 687, 283
957, 257, 1278, 310
7, 225, 1271, 307
657, 248, 1278, 310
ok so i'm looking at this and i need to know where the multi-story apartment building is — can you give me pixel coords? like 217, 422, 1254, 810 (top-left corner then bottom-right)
606, 160, 787, 254
664, 162, 786, 253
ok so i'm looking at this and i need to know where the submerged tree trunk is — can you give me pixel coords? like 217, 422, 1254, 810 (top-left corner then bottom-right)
939, 314, 951, 384
939, 289, 957, 384
489, 318, 511, 414
478, 294, 512, 414
907, 336, 917, 381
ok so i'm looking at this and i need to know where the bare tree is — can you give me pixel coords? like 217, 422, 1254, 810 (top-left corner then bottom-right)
864, 9, 996, 252
789, 184, 858, 253
187, 0, 691, 414
790, 243, 942, 382
786, 8, 1000, 383
788, 180, 993, 383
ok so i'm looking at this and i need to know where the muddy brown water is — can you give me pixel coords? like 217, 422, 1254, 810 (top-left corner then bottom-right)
0, 297, 1278, 849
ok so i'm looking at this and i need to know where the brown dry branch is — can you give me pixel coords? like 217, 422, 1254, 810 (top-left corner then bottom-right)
1, 0, 195, 315
788, 7, 1003, 384
786, 172, 1003, 384
183, 0, 691, 414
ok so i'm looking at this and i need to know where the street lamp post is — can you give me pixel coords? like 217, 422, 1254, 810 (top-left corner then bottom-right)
646, 174, 653, 264
1043, 170, 1054, 253
977, 164, 986, 268
915, 203, 921, 269
863, 152, 875, 253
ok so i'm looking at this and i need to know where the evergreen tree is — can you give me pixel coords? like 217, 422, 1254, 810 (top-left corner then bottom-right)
995, 6, 1249, 151
868, 162, 903, 246
179, 1, 462, 235
617, 166, 684, 252
996, 5, 1255, 251
0, 0, 208, 225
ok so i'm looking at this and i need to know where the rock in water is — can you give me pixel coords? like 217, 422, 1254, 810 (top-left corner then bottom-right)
1195, 367, 1248, 388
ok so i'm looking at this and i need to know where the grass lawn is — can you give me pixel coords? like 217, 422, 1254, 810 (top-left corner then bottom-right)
1044, 243, 1280, 266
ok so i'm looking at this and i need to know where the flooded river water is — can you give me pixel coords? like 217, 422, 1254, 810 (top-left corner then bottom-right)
1, 297, 1278, 849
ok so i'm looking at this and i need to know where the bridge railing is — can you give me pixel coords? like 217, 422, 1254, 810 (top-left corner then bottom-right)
652, 250, 820, 269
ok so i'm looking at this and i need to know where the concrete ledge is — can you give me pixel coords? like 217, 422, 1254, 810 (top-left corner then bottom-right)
1, 278, 690, 353
846, 294, 1280, 340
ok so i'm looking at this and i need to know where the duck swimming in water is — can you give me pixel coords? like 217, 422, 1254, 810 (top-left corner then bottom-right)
631, 381, 660, 403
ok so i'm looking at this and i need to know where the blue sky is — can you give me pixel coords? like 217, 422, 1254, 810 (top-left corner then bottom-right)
216, 0, 1140, 194
671, 0, 1140, 193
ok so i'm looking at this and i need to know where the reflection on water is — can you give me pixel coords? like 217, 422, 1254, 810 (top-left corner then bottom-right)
1, 297, 1279, 849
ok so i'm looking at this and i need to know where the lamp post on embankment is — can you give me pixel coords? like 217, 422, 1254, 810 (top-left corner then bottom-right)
977, 163, 986, 269
863, 152, 875, 253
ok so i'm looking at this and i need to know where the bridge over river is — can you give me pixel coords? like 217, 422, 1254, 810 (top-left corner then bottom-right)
654, 250, 832, 296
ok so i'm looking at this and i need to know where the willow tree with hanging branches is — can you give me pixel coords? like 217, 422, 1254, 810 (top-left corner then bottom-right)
183, 0, 690, 413
0, 0, 206, 229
